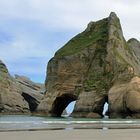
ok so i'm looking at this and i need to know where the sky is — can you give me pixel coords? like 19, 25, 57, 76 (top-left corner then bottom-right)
0, 0, 140, 83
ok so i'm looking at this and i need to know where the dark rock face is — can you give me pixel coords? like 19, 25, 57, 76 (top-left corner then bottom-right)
15, 75, 44, 112
37, 12, 140, 118
21, 92, 39, 112
0, 60, 29, 114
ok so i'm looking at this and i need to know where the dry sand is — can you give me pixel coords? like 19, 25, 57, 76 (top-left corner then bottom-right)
0, 129, 140, 140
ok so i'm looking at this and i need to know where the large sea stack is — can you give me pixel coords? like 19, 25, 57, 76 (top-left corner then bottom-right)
37, 12, 140, 118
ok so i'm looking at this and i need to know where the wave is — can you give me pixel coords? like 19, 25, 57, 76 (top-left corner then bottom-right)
1, 115, 140, 131
0, 120, 139, 124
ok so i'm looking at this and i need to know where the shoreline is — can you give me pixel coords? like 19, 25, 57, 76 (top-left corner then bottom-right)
0, 129, 140, 140
0, 126, 140, 132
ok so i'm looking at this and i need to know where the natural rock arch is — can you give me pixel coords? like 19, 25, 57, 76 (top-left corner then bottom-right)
37, 13, 140, 118
50, 93, 77, 117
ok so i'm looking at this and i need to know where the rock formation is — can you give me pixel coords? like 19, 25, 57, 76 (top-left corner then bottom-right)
0, 60, 29, 114
108, 39, 140, 118
37, 12, 140, 118
15, 75, 44, 112
0, 60, 45, 114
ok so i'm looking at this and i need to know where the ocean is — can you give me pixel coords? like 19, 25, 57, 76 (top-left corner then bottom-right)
0, 115, 140, 131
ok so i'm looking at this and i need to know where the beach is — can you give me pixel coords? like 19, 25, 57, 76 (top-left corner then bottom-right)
0, 115, 140, 140
0, 129, 140, 140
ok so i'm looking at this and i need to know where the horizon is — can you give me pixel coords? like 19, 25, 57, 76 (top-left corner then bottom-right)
0, 0, 140, 83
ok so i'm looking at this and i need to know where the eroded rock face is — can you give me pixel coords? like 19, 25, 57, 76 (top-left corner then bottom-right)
15, 75, 44, 112
38, 12, 140, 118
0, 60, 29, 114
108, 76, 140, 118
127, 38, 140, 66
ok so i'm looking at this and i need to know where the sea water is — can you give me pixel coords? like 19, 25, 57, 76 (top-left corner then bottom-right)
0, 115, 140, 131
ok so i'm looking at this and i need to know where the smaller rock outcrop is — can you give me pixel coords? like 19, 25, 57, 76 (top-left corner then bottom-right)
0, 60, 29, 114
127, 38, 140, 65
15, 75, 44, 112
108, 76, 140, 118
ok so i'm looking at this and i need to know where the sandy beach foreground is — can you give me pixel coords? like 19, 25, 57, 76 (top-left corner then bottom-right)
0, 129, 140, 140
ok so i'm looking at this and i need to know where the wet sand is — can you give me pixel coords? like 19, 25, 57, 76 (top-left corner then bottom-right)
0, 129, 140, 140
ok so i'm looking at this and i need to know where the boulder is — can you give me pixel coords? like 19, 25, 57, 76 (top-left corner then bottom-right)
108, 76, 140, 118
86, 112, 102, 118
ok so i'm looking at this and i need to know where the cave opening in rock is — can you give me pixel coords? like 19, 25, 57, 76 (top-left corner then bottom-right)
51, 94, 77, 117
22, 92, 39, 112
102, 102, 109, 118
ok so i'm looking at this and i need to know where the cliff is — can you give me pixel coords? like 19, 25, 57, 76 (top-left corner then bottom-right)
0, 60, 29, 114
37, 12, 140, 118
15, 75, 44, 112
0, 60, 45, 114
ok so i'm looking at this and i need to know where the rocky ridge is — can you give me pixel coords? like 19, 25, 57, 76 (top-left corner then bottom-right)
37, 12, 140, 118
15, 75, 44, 112
0, 60, 29, 113
0, 60, 44, 114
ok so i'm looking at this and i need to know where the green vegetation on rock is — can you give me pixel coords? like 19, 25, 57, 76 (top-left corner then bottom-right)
84, 67, 113, 93
83, 43, 112, 93
55, 18, 109, 58
0, 76, 3, 81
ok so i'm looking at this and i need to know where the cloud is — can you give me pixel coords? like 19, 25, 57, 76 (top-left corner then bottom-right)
0, 18, 77, 82
0, 0, 140, 82
0, 19, 77, 61
0, 0, 140, 35
0, 0, 139, 30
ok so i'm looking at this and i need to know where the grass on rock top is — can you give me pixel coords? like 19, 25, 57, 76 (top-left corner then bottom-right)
55, 18, 109, 58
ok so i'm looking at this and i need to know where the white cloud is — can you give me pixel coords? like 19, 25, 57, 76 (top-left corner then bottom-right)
0, 0, 140, 36
0, 0, 139, 31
